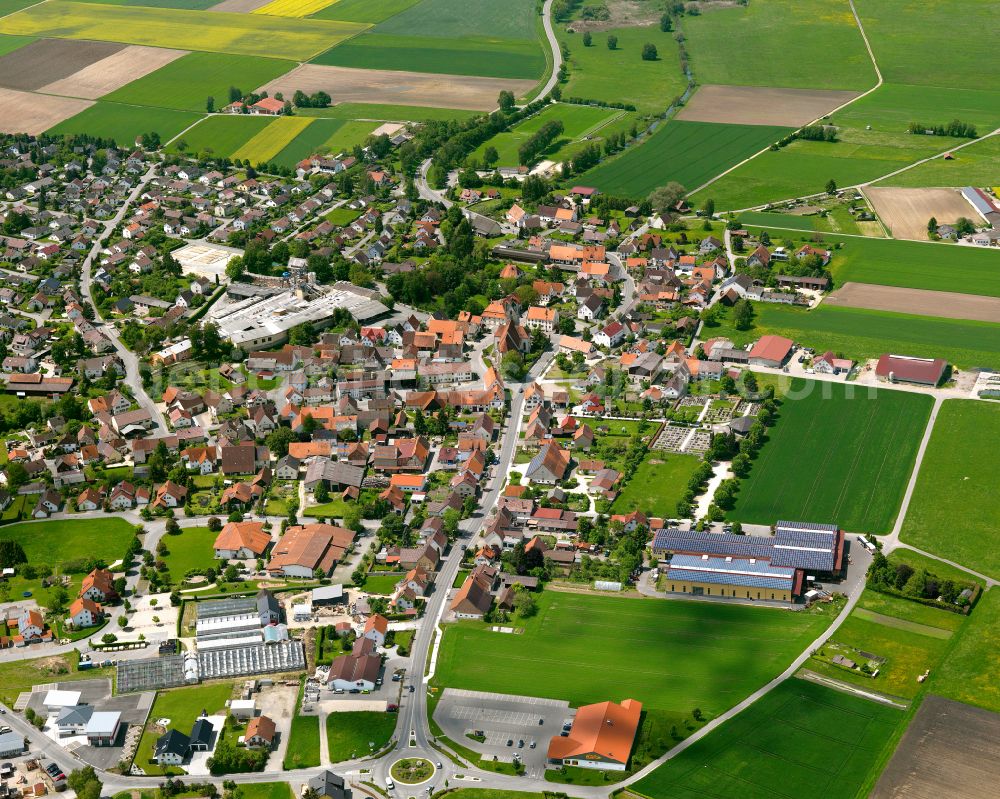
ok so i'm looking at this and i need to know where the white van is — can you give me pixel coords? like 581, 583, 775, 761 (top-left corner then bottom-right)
386, 777, 395, 790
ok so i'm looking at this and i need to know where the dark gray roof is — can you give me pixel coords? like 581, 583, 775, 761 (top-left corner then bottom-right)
155, 729, 190, 758
308, 770, 348, 799
665, 554, 796, 591
653, 525, 841, 573
190, 718, 214, 747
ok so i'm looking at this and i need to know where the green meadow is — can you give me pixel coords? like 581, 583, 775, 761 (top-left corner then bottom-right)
165, 114, 274, 158
48, 102, 200, 145
310, 0, 421, 23
272, 118, 378, 167
878, 135, 1000, 188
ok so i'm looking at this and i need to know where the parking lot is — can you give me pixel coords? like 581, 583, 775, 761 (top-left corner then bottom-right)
433, 689, 571, 778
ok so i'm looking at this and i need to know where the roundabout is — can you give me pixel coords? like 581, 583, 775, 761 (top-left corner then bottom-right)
390, 757, 435, 786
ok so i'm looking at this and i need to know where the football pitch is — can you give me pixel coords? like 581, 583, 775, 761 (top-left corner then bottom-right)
728, 379, 932, 534
435, 592, 837, 717
632, 679, 904, 799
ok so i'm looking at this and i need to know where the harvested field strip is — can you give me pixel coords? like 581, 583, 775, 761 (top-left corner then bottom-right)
677, 84, 860, 127
824, 282, 1000, 324
0, 38, 123, 92
231, 116, 312, 164
864, 186, 976, 241
39, 45, 187, 100
851, 608, 952, 639
253, 0, 337, 16
581, 120, 791, 199
0, 87, 93, 134
47, 101, 201, 144
257, 63, 535, 112
0, 1, 370, 60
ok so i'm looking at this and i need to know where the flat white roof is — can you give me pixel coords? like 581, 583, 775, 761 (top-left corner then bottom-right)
230, 699, 256, 709
43, 689, 81, 707
85, 711, 121, 736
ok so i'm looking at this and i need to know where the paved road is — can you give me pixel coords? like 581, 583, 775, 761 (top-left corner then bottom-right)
535, 0, 563, 102
80, 164, 169, 432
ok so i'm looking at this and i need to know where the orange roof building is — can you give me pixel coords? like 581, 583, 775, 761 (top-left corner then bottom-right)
547, 699, 642, 770
213, 521, 271, 558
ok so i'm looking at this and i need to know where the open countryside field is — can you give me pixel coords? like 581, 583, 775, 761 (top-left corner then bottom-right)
0, 33, 32, 57
310, 0, 421, 23
0, 1, 369, 59
632, 679, 903, 799
296, 102, 477, 122
312, 0, 544, 80
231, 115, 312, 164
900, 400, 1000, 580
582, 120, 791, 198
711, 302, 1000, 371
727, 380, 931, 533
48, 102, 201, 143
0, 38, 124, 91
677, 85, 860, 128
470, 103, 620, 166
864, 187, 976, 240
878, 135, 1000, 188
682, 0, 877, 91
609, 454, 701, 519
271, 118, 374, 168
825, 282, 1000, 324
926, 588, 1000, 713
104, 52, 295, 112
555, 24, 685, 115
78, 0, 220, 7
258, 63, 533, 111
39, 45, 188, 99
0, 88, 93, 134
436, 591, 838, 718
252, 0, 336, 16
166, 114, 274, 157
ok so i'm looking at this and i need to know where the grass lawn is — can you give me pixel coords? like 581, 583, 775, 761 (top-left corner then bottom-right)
3, 518, 135, 570
303, 498, 351, 518
927, 587, 1000, 713
324, 206, 362, 226
104, 52, 294, 112
610, 453, 701, 519
683, 0, 876, 91
900, 400, 1000, 579
436, 592, 838, 719
0, 654, 113, 706
326, 711, 396, 761
284, 714, 321, 769
728, 379, 931, 533
707, 302, 1000, 371
160, 527, 215, 580
165, 115, 274, 158
582, 120, 791, 199
136, 682, 234, 773
47, 102, 201, 145
631, 679, 904, 799
555, 24, 686, 114
361, 574, 401, 595
808, 591, 957, 699
234, 785, 292, 799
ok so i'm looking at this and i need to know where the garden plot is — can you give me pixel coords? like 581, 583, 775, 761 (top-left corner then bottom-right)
0, 88, 92, 134
864, 187, 979, 240
39, 45, 188, 99
257, 63, 535, 111
0, 38, 124, 91
677, 85, 860, 127
825, 281, 1000, 324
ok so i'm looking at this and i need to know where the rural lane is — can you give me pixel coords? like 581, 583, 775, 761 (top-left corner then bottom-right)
535, 0, 563, 102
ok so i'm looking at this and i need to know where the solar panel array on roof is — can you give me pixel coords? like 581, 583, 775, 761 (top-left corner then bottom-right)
665, 555, 795, 591
653, 525, 840, 573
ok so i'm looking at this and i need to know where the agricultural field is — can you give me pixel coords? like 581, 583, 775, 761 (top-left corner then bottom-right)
76, 0, 220, 7
807, 590, 959, 699
296, 102, 477, 122
825, 282, 1000, 325
37, 44, 188, 99
309, 0, 421, 23
878, 135, 1000, 188
677, 85, 860, 128
104, 52, 294, 112
631, 679, 904, 799
252, 0, 335, 17
311, 0, 544, 81
435, 591, 839, 719
0, 89, 91, 135
927, 588, 1000, 713
231, 115, 312, 164
582, 120, 791, 198
900, 400, 1000, 580
609, 453, 702, 519
727, 379, 932, 533
270, 118, 371, 168
469, 103, 620, 166
48, 102, 201, 144
3, 518, 136, 571
0, 1, 368, 59
682, 0, 877, 91
864, 187, 975, 240
710, 302, 1000, 370
166, 114, 274, 157
0, 33, 30, 56
555, 23, 685, 115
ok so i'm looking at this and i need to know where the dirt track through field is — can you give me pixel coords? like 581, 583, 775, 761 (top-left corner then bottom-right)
38, 45, 188, 99
257, 63, 535, 111
0, 88, 93, 134
0, 39, 125, 91
872, 695, 1000, 799
676, 84, 860, 127
826, 281, 1000, 323
865, 186, 976, 240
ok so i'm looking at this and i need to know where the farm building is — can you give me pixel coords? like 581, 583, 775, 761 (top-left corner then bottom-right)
661, 554, 802, 602
547, 698, 642, 771
875, 354, 947, 386
748, 335, 794, 368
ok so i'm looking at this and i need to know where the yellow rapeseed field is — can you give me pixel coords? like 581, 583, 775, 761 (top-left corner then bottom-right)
231, 116, 313, 164
252, 0, 340, 19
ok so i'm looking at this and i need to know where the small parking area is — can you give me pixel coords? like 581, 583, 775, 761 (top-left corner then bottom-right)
433, 689, 571, 778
